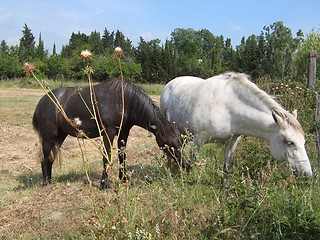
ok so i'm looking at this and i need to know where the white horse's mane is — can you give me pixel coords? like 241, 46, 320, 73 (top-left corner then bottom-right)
221, 72, 304, 133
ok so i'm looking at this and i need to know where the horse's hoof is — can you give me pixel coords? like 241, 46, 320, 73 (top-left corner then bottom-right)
100, 179, 111, 190
43, 180, 51, 186
119, 175, 129, 183
184, 162, 192, 172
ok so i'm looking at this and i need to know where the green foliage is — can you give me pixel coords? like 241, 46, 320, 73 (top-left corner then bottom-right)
0, 45, 22, 79
45, 54, 64, 79
0, 22, 319, 83
294, 31, 320, 82
18, 23, 36, 61
262, 21, 297, 79
92, 55, 142, 80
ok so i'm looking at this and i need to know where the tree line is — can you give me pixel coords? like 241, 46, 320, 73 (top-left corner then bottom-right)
0, 22, 319, 83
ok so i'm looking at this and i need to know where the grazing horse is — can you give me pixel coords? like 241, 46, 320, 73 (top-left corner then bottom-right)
33, 78, 189, 188
160, 72, 312, 176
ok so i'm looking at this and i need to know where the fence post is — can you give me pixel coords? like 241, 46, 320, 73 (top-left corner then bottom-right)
314, 93, 320, 165
308, 52, 317, 88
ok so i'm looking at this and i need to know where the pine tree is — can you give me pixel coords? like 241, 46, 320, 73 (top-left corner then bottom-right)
102, 28, 114, 48
36, 33, 47, 59
89, 30, 103, 54
52, 43, 57, 55
0, 40, 9, 54
19, 23, 35, 61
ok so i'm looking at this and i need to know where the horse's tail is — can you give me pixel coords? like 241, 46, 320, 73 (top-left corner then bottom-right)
32, 110, 62, 166
32, 110, 39, 133
49, 145, 62, 167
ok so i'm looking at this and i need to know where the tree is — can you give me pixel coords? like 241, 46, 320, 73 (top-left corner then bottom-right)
256, 33, 266, 76
102, 28, 114, 48
294, 29, 305, 47
92, 55, 141, 81
0, 40, 9, 54
235, 37, 246, 72
52, 43, 57, 55
19, 23, 35, 61
171, 28, 201, 58
211, 35, 225, 74
161, 40, 176, 81
0, 45, 22, 79
294, 31, 320, 81
36, 33, 48, 59
262, 21, 296, 78
136, 37, 164, 82
114, 30, 134, 57
46, 54, 64, 79
223, 38, 235, 71
198, 29, 215, 57
236, 34, 262, 78
0, 22, 311, 81
61, 31, 89, 57
89, 30, 103, 54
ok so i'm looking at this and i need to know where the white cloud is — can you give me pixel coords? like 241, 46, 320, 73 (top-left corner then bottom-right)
229, 22, 242, 31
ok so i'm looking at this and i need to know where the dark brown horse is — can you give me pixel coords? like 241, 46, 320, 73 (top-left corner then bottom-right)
33, 78, 189, 188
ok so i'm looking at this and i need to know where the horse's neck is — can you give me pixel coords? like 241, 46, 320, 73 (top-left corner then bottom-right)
233, 109, 275, 141
231, 80, 285, 140
231, 92, 279, 142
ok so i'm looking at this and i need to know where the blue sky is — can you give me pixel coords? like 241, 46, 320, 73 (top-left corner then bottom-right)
1, 0, 319, 53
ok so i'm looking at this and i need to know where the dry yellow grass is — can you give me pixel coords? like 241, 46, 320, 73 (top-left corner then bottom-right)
0, 87, 164, 238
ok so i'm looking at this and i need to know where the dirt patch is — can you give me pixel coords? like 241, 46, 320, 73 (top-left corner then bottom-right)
0, 123, 39, 181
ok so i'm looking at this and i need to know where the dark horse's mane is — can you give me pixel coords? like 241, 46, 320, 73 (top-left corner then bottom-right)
101, 78, 176, 141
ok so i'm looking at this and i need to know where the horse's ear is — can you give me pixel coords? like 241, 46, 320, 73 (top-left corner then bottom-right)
272, 110, 285, 127
292, 109, 298, 119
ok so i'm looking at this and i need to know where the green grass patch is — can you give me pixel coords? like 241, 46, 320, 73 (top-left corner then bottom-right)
0, 78, 165, 96
2, 78, 320, 239
137, 83, 164, 95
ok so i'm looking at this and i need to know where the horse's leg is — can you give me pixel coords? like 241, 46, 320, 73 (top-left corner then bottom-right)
118, 129, 130, 182
224, 135, 242, 179
41, 140, 55, 185
100, 134, 115, 189
41, 133, 67, 185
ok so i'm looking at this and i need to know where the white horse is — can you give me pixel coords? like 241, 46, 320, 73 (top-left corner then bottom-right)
160, 72, 312, 176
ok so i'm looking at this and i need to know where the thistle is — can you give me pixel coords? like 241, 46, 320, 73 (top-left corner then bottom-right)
114, 47, 124, 57
23, 62, 36, 76
80, 50, 92, 61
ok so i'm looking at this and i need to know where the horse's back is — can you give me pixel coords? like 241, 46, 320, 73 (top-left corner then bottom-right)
33, 87, 74, 137
160, 74, 236, 143
160, 76, 204, 118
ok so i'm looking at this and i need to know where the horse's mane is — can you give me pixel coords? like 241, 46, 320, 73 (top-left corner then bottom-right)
101, 78, 176, 139
221, 72, 304, 132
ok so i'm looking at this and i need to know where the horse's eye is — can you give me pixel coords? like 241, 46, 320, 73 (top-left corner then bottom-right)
286, 140, 295, 146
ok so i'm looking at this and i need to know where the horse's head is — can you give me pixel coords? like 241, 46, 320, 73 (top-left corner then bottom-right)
148, 123, 191, 171
269, 109, 312, 176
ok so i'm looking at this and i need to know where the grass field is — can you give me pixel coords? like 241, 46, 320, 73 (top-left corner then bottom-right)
1, 79, 320, 239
